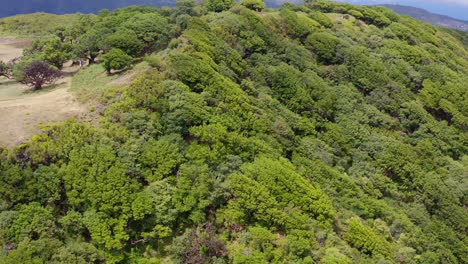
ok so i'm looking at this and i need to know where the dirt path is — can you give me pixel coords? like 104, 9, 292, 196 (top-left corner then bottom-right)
0, 37, 29, 62
0, 38, 87, 146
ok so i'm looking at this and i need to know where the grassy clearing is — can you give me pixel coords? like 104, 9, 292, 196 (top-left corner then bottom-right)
0, 76, 86, 146
0, 13, 82, 38
70, 64, 123, 103
71, 62, 150, 103
0, 77, 67, 100
0, 78, 27, 99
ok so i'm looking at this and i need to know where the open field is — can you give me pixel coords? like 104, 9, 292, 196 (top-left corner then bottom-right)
0, 38, 86, 146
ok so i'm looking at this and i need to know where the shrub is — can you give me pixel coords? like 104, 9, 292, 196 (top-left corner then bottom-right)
101, 48, 133, 74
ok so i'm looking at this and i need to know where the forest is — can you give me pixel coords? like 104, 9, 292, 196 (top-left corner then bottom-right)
0, 0, 467, 263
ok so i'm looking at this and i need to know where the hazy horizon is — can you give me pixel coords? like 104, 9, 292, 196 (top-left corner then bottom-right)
0, 0, 467, 21
335, 0, 468, 21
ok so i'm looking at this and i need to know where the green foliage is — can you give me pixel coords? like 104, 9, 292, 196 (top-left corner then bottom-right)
308, 11, 334, 28
240, 0, 266, 12
230, 157, 335, 228
344, 218, 392, 257
139, 136, 184, 182
344, 46, 389, 92
25, 37, 71, 69
12, 57, 34, 83
122, 13, 171, 49
280, 8, 320, 39
0, 13, 81, 37
206, 0, 235, 12
1, 2, 467, 263
306, 31, 341, 64
10, 203, 56, 242
101, 30, 144, 57
74, 27, 110, 64
101, 48, 133, 74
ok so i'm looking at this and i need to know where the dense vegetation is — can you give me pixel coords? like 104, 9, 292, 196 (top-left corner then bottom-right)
0, 0, 467, 263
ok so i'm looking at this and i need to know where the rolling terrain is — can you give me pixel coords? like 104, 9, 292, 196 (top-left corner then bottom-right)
0, 1, 466, 263
382, 4, 468, 32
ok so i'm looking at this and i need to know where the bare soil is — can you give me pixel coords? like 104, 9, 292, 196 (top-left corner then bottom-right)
0, 37, 29, 62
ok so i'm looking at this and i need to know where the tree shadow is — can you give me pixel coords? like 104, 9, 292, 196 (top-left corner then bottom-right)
0, 79, 17, 86
22, 81, 66, 95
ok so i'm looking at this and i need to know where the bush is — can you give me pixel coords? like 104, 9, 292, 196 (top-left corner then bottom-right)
101, 48, 133, 74
306, 31, 341, 64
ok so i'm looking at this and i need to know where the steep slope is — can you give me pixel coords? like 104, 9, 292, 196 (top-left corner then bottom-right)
0, 1, 467, 263
382, 4, 468, 32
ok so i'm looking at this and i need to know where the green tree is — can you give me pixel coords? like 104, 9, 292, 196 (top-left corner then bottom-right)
74, 28, 110, 64
101, 48, 132, 74
306, 31, 341, 64
206, 0, 235, 12
344, 217, 392, 257
122, 13, 171, 52
176, 0, 197, 16
100, 30, 144, 57
240, 0, 266, 11
25, 37, 70, 69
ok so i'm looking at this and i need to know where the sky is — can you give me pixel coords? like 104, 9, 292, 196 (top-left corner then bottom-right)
335, 0, 468, 21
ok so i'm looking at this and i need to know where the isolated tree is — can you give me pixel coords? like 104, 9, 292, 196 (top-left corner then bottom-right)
240, 0, 265, 11
0, 61, 13, 79
101, 48, 132, 75
74, 28, 110, 64
21, 61, 62, 90
100, 31, 144, 57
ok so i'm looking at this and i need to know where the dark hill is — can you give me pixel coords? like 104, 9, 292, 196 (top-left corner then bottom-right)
0, 0, 295, 17
0, 0, 175, 17
381, 4, 468, 32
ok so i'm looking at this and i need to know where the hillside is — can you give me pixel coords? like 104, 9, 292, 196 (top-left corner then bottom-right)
0, 0, 467, 263
382, 4, 468, 32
